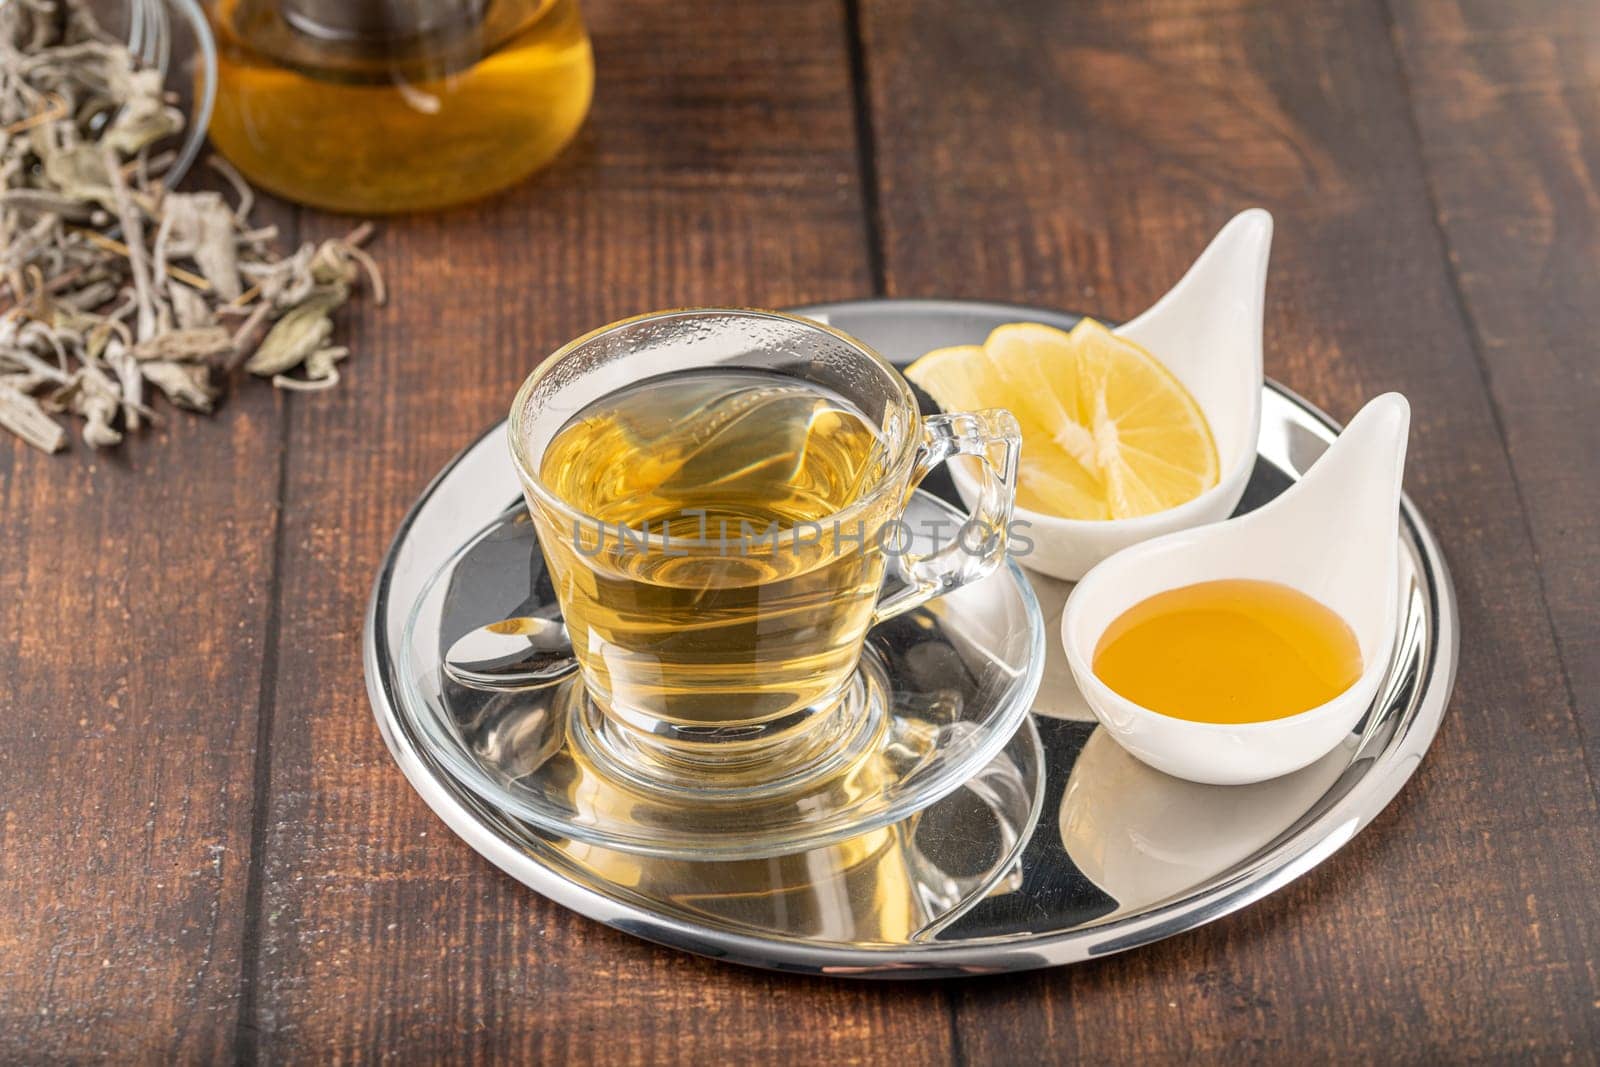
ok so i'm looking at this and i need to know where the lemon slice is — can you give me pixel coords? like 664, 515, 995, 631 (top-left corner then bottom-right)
906, 319, 1218, 520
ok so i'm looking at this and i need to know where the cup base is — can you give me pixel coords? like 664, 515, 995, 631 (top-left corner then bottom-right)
572, 668, 891, 801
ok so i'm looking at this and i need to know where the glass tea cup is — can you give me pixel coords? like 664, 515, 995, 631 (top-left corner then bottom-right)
508, 308, 1020, 786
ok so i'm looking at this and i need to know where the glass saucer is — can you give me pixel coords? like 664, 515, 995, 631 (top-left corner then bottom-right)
394, 490, 1045, 860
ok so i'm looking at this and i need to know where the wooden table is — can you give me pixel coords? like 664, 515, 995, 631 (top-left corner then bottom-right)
4, 0, 1597, 1061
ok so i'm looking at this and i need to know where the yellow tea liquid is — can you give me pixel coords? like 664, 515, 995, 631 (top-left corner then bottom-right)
531, 369, 896, 761
1092, 579, 1363, 724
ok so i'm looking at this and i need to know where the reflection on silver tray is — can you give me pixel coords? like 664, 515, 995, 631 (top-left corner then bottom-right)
365, 299, 1458, 977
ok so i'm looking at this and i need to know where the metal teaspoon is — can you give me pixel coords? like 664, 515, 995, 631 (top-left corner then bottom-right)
444, 616, 578, 691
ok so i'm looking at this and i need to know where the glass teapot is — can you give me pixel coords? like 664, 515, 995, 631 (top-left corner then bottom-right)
208, 0, 594, 213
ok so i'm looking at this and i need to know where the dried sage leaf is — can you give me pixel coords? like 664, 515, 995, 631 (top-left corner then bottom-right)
246, 308, 333, 377
155, 192, 242, 301
101, 70, 183, 156
168, 282, 212, 329
131, 325, 233, 362
105, 336, 143, 431
50, 368, 123, 448
0, 383, 66, 452
141, 360, 216, 413
245, 285, 347, 376
0, 0, 382, 458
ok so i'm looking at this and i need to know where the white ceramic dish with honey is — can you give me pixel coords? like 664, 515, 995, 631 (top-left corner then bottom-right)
950, 209, 1272, 581
1061, 392, 1411, 785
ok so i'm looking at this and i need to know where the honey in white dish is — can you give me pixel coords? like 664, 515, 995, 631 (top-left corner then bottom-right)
1092, 579, 1362, 725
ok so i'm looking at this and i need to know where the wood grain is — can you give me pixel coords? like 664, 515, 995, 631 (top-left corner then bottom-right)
5, 0, 1599, 1060
0, 293, 287, 1056
236, 0, 958, 1061
858, 0, 1600, 1060
1388, 0, 1600, 777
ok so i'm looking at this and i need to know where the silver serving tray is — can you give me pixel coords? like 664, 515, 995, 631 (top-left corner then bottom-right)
365, 299, 1458, 977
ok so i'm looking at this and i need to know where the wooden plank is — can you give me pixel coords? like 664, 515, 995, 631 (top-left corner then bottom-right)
240, 0, 956, 1061
0, 308, 287, 1054
858, 0, 1600, 1060
1388, 0, 1600, 775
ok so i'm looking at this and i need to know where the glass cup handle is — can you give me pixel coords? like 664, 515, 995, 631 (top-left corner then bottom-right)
874, 409, 1022, 623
